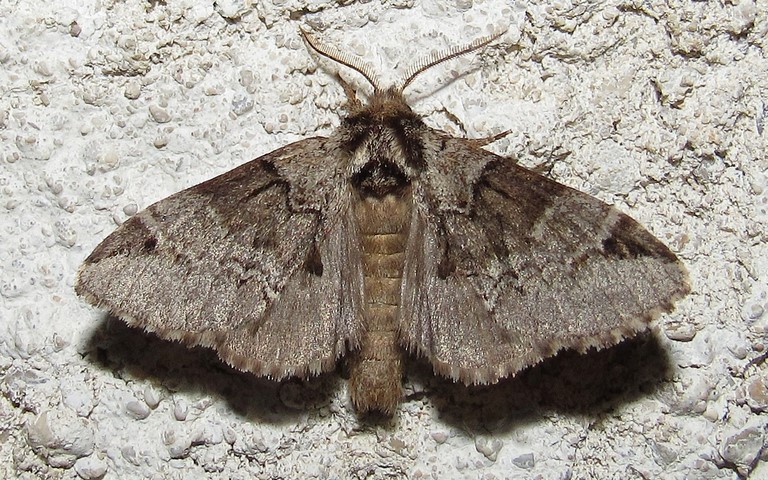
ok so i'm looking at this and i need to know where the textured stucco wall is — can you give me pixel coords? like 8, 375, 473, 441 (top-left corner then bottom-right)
1, 0, 766, 478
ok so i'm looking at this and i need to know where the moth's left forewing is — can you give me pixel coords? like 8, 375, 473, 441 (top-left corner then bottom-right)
76, 138, 366, 379
400, 136, 690, 385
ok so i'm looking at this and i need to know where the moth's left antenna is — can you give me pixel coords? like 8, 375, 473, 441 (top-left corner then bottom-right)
301, 29, 381, 92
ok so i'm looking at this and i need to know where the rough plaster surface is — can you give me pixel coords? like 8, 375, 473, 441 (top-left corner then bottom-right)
1, 0, 767, 478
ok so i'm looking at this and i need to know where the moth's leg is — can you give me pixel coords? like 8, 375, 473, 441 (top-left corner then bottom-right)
467, 128, 513, 147
468, 130, 570, 175
335, 73, 363, 111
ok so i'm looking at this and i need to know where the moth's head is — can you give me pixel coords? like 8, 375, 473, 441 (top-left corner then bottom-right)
300, 28, 504, 113
300, 29, 505, 196
347, 87, 415, 123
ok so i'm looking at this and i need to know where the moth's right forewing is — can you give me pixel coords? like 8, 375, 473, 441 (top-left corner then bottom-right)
76, 137, 365, 379
399, 136, 689, 385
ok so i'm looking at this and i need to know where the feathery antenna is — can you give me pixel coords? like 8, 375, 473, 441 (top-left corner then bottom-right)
301, 29, 381, 92
399, 30, 506, 93
300, 28, 506, 95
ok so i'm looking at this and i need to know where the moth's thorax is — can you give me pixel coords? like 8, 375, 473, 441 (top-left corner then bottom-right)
344, 89, 427, 197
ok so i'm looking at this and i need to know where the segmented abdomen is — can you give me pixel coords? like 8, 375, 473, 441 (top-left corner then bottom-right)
348, 189, 412, 414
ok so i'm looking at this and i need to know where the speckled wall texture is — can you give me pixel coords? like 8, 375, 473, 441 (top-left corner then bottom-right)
1, 0, 766, 478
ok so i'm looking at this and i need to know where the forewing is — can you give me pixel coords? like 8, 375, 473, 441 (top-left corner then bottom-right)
400, 137, 690, 384
76, 138, 364, 379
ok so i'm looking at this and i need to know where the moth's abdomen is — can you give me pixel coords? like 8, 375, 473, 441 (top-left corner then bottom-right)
349, 188, 412, 414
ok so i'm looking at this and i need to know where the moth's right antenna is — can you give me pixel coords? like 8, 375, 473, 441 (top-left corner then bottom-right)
399, 30, 506, 93
301, 29, 382, 92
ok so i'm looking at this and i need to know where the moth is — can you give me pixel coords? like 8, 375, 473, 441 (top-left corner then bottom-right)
76, 30, 690, 415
